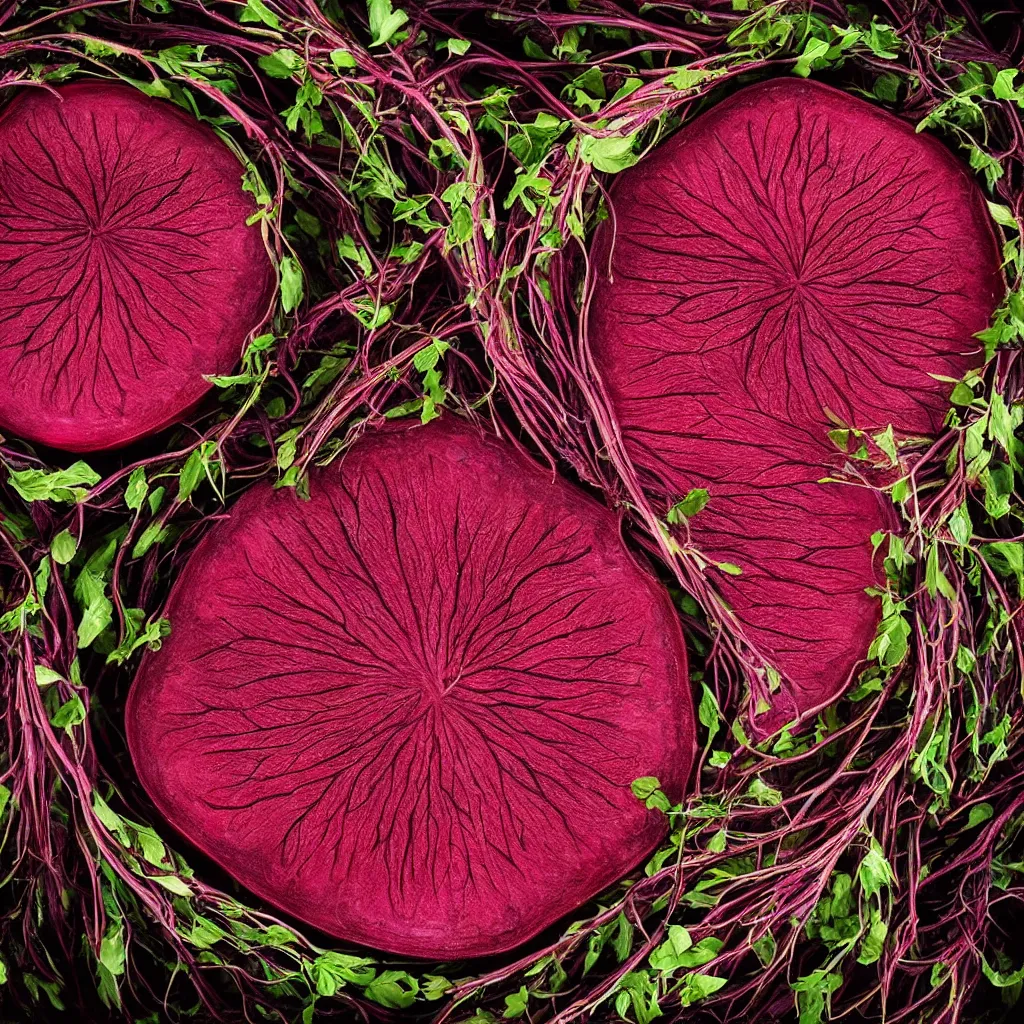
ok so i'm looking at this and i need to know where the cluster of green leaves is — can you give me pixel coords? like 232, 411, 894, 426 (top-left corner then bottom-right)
724, 5, 900, 76
81, 787, 449, 1017
918, 62, 1024, 188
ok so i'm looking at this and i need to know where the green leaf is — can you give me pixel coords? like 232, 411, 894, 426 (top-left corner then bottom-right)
279, 255, 304, 313
613, 971, 661, 1024
248, 923, 297, 947
793, 969, 841, 1024
8, 461, 99, 503
133, 825, 170, 868
925, 542, 956, 601
153, 874, 192, 896
368, 0, 409, 47
707, 829, 727, 853
652, 935, 722, 973
23, 973, 64, 1011
967, 802, 994, 828
716, 561, 743, 576
503, 985, 529, 1018
679, 973, 726, 1006
188, 917, 228, 950
698, 683, 721, 747
131, 521, 167, 560
51, 529, 78, 565
992, 68, 1021, 102
630, 778, 671, 811
873, 424, 898, 465
178, 441, 220, 504
308, 952, 376, 996
92, 791, 130, 845
239, 0, 281, 29
34, 665, 63, 685
579, 132, 639, 173
873, 72, 900, 102
857, 908, 888, 964
857, 836, 895, 901
667, 488, 709, 523
0, 782, 12, 824
948, 501, 972, 545
99, 925, 126, 977
649, 925, 692, 972
745, 776, 782, 806
384, 398, 424, 419
793, 37, 831, 77
982, 461, 1014, 518
337, 234, 372, 276
179, 451, 205, 503
330, 49, 357, 69
869, 592, 910, 670
130, 76, 174, 99
446, 203, 474, 246
866, 20, 900, 59
97, 922, 125, 1008
365, 971, 418, 1009
668, 66, 718, 91
75, 569, 112, 649
51, 694, 86, 730
105, 614, 171, 666
631, 776, 661, 799
258, 48, 302, 78
751, 931, 775, 966
612, 913, 634, 962
988, 201, 1019, 229
125, 468, 149, 512
981, 955, 1024, 989
413, 338, 450, 373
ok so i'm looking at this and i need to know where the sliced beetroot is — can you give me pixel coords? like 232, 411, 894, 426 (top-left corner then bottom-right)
589, 78, 1002, 727
0, 82, 273, 451
126, 416, 695, 958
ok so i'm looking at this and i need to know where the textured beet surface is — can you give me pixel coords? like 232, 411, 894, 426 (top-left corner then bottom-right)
0, 83, 273, 451
126, 416, 695, 958
589, 78, 1002, 727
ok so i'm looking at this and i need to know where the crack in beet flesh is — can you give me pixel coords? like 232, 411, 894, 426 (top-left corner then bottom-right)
0, 82, 273, 451
589, 79, 1002, 731
126, 417, 696, 958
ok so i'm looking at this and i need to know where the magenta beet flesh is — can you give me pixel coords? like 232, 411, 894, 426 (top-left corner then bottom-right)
589, 79, 1002, 729
0, 83, 273, 451
126, 417, 695, 957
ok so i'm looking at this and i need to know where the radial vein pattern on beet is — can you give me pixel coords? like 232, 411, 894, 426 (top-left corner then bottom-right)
0, 82, 274, 452
589, 78, 1003, 731
126, 415, 695, 958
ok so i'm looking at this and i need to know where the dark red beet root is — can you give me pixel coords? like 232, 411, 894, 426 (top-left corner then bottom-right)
589, 78, 1002, 728
127, 417, 695, 957
0, 83, 273, 451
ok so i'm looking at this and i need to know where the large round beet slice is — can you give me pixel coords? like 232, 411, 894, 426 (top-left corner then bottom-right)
589, 78, 1002, 727
0, 83, 273, 451
127, 416, 694, 957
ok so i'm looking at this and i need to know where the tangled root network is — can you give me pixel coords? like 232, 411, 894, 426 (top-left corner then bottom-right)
1, 3, 1022, 1024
